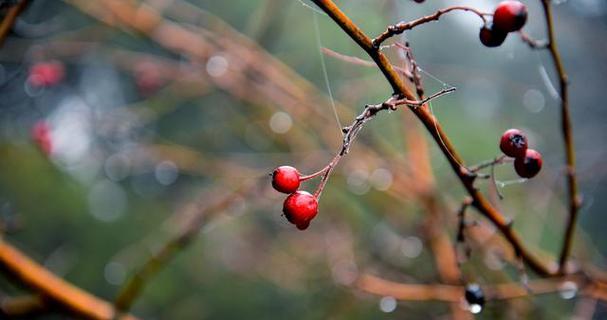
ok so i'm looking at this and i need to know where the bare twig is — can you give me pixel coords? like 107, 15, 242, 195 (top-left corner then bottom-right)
372, 6, 490, 48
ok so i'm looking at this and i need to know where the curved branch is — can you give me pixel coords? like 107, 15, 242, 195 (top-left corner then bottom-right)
310, 0, 554, 276
0, 240, 138, 320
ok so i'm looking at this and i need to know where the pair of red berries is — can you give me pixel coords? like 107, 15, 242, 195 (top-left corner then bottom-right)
480, 1, 528, 47
272, 166, 318, 230
499, 129, 542, 178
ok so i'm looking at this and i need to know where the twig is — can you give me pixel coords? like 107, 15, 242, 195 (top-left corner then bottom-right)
539, 0, 581, 275
0, 240, 138, 320
313, 87, 454, 198
311, 0, 554, 276
321, 47, 412, 78
469, 155, 508, 173
0, 0, 28, 47
518, 31, 548, 49
372, 6, 490, 48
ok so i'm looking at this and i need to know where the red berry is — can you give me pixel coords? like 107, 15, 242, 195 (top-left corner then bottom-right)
514, 149, 542, 178
272, 166, 300, 194
31, 121, 53, 155
134, 61, 165, 96
500, 129, 528, 158
282, 191, 318, 230
28, 61, 65, 87
493, 1, 528, 33
479, 25, 507, 47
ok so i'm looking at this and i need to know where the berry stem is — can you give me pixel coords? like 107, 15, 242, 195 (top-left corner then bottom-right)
300, 166, 331, 181
469, 155, 509, 173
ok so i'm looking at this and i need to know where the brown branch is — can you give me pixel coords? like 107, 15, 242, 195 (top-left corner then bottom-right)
0, 295, 46, 317
371, 6, 490, 48
538, 0, 581, 275
0, 240, 138, 320
310, 0, 554, 276
0, 0, 28, 47
357, 273, 606, 302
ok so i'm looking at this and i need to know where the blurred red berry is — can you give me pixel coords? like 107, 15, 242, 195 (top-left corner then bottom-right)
493, 1, 528, 33
500, 128, 528, 158
31, 121, 53, 155
479, 25, 507, 47
28, 61, 65, 87
134, 61, 165, 96
283, 191, 318, 230
514, 149, 542, 178
272, 166, 300, 194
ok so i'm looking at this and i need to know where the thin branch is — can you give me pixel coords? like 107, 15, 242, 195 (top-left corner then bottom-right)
469, 155, 508, 173
311, 0, 554, 276
313, 87, 454, 198
539, 0, 581, 275
321, 47, 412, 78
0, 240, 138, 320
518, 31, 548, 49
372, 6, 490, 48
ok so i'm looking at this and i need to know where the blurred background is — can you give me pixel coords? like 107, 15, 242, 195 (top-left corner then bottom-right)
0, 0, 606, 319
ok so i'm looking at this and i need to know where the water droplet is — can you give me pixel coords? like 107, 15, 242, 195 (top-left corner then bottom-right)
269, 111, 292, 134
104, 261, 126, 285
469, 303, 483, 314
347, 169, 370, 195
206, 55, 229, 77
379, 296, 397, 313
155, 160, 179, 186
370, 168, 393, 191
558, 281, 578, 300
523, 89, 545, 113
401, 236, 423, 258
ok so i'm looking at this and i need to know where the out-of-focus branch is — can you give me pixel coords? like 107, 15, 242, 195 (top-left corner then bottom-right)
114, 183, 256, 312
357, 273, 607, 302
0, 240, 138, 320
0, 295, 46, 318
0, 0, 28, 47
539, 0, 581, 275
310, 0, 554, 276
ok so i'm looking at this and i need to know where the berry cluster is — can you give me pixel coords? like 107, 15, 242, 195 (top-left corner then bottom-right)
271, 166, 319, 230
500, 129, 542, 178
480, 1, 528, 47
